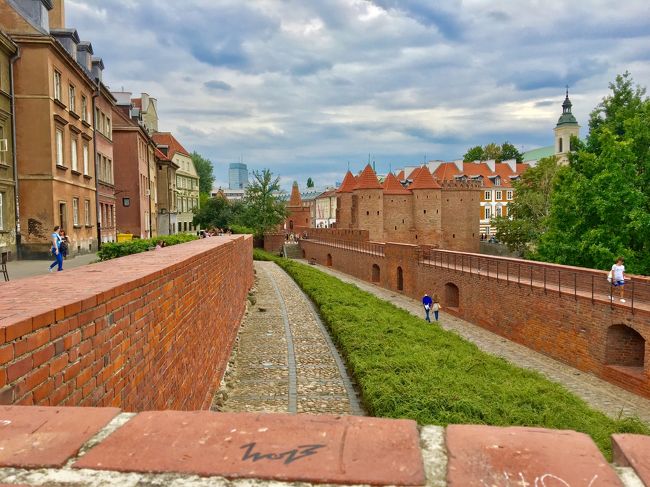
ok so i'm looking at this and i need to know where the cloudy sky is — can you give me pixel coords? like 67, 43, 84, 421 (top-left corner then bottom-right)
66, 0, 650, 189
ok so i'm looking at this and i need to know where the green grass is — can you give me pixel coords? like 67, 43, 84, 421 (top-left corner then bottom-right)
253, 248, 649, 458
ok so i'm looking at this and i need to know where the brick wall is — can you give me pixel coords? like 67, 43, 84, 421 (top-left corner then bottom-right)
353, 189, 384, 241
0, 236, 254, 410
306, 228, 370, 242
301, 239, 650, 399
263, 232, 286, 254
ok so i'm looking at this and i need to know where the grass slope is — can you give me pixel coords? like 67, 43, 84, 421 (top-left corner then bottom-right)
254, 249, 649, 457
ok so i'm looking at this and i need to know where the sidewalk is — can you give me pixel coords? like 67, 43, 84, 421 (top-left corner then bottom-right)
3, 253, 98, 281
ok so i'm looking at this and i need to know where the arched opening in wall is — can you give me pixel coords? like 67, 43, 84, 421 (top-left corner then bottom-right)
605, 324, 645, 369
372, 264, 380, 283
289, 220, 294, 230
326, 253, 332, 267
445, 282, 460, 309
302, 249, 306, 258
397, 266, 404, 291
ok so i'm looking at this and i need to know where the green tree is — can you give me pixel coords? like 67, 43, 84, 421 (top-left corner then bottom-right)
535, 73, 650, 274
306, 177, 315, 188
240, 169, 288, 237
192, 195, 238, 229
463, 145, 484, 162
493, 156, 561, 253
190, 151, 216, 196
482, 143, 502, 161
500, 141, 523, 163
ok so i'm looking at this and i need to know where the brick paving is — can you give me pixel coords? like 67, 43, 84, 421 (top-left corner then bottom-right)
3, 253, 98, 282
311, 262, 650, 425
214, 261, 364, 415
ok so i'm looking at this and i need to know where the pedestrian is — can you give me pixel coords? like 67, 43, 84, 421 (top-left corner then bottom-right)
48, 226, 63, 272
610, 257, 627, 303
432, 294, 441, 321
422, 293, 433, 322
59, 230, 70, 259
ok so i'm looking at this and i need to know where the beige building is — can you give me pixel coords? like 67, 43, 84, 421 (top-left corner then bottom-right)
170, 136, 199, 234
554, 89, 580, 165
151, 133, 180, 235
0, 30, 17, 256
2, 0, 100, 257
132, 93, 158, 135
313, 189, 337, 228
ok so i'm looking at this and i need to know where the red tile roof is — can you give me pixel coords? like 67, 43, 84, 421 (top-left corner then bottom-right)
154, 147, 170, 161
409, 166, 441, 190
337, 171, 357, 193
317, 189, 337, 199
396, 170, 405, 180
151, 132, 191, 159
354, 164, 383, 190
132, 98, 142, 109
432, 162, 529, 188
383, 173, 411, 195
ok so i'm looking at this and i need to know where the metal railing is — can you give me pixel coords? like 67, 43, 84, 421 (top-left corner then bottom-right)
417, 247, 650, 315
302, 235, 385, 257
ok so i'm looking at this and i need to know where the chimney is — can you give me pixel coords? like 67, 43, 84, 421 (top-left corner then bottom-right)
50, 28, 79, 59
426, 160, 443, 174
76, 41, 93, 72
91, 56, 104, 82
49, 0, 65, 29
484, 159, 496, 172
111, 91, 132, 107
453, 159, 464, 172
141, 93, 150, 111
502, 158, 517, 172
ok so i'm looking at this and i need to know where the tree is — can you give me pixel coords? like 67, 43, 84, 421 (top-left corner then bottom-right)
482, 143, 501, 161
240, 169, 288, 237
190, 151, 216, 196
493, 156, 561, 253
463, 145, 484, 162
500, 142, 523, 163
535, 73, 650, 274
192, 195, 244, 230
306, 177, 315, 188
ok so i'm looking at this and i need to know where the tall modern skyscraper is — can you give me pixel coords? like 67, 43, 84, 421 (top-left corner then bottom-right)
229, 163, 249, 189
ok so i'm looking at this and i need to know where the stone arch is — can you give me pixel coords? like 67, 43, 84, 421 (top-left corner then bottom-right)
445, 282, 459, 308
397, 266, 404, 291
326, 253, 332, 267
605, 325, 645, 368
372, 264, 380, 283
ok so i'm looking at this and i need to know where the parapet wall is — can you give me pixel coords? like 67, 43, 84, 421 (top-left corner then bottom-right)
301, 239, 650, 399
0, 236, 254, 411
306, 228, 370, 242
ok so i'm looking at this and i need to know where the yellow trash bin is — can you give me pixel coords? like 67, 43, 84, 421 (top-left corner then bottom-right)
116, 233, 133, 242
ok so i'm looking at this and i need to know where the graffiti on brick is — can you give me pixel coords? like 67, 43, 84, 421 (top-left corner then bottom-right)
481, 472, 600, 487
28, 218, 46, 239
240, 442, 325, 465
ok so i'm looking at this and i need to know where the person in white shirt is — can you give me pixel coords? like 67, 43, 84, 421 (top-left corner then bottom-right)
611, 257, 627, 303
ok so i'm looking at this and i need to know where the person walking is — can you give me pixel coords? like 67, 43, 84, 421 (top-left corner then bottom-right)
610, 257, 627, 303
59, 230, 70, 259
432, 294, 441, 321
48, 226, 63, 272
422, 293, 433, 322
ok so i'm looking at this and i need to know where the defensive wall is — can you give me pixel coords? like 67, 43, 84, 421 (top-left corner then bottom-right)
300, 236, 650, 400
0, 236, 254, 410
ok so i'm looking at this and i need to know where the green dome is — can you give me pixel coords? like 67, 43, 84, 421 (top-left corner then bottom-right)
556, 112, 578, 126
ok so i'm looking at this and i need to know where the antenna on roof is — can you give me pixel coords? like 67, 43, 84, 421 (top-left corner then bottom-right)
389, 163, 392, 174
372, 160, 376, 172
347, 161, 350, 171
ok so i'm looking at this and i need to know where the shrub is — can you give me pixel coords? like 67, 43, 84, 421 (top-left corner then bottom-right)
98, 234, 198, 261
253, 250, 649, 458
230, 224, 256, 235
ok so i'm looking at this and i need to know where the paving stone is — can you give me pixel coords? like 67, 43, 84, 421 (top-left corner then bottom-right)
612, 434, 650, 485
74, 411, 425, 486
0, 405, 120, 468
446, 424, 622, 486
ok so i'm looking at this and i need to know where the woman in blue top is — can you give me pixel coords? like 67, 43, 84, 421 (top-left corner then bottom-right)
48, 226, 63, 272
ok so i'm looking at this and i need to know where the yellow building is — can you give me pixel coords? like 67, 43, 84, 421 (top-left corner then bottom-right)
0, 29, 17, 256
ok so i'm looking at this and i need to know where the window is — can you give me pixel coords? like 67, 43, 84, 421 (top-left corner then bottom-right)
0, 126, 6, 165
485, 207, 492, 219
95, 107, 100, 129
55, 128, 64, 166
72, 198, 79, 226
0, 192, 3, 230
68, 85, 76, 113
53, 70, 62, 101
111, 206, 115, 227
495, 191, 502, 200
106, 117, 111, 138
507, 190, 513, 200
559, 137, 563, 153
71, 138, 78, 171
496, 206, 502, 217
484, 191, 491, 200
84, 200, 90, 226
108, 159, 113, 183
81, 96, 88, 122
98, 203, 103, 226
83, 143, 89, 175
123, 197, 130, 207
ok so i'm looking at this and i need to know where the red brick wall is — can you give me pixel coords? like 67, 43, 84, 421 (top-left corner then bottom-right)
412, 189, 442, 246
0, 236, 254, 410
353, 189, 384, 241
306, 228, 370, 242
440, 185, 481, 252
384, 194, 413, 243
301, 240, 650, 399
263, 232, 285, 254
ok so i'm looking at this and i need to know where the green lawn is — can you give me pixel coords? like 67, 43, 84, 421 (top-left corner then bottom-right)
253, 249, 649, 458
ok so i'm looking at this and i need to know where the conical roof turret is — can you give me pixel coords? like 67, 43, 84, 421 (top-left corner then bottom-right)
354, 164, 383, 190
289, 181, 302, 206
409, 166, 441, 190
383, 172, 411, 195
556, 87, 578, 126
336, 171, 357, 193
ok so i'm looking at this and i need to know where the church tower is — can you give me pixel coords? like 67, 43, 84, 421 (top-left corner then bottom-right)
554, 88, 580, 165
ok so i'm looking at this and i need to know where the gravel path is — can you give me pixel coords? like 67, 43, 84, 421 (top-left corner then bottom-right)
214, 261, 364, 415
309, 262, 650, 425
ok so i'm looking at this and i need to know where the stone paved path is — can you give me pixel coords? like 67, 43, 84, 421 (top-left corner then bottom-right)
214, 261, 364, 415
310, 262, 650, 425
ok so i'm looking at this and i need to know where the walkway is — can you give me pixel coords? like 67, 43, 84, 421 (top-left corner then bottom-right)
310, 262, 650, 425
214, 261, 363, 415
3, 253, 98, 281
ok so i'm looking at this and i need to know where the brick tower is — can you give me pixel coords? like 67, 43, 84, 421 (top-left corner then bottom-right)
382, 172, 413, 243
352, 165, 384, 241
335, 171, 356, 229
440, 180, 481, 251
409, 166, 442, 246
286, 181, 311, 233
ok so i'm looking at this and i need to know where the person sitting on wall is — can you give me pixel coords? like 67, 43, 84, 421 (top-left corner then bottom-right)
422, 293, 433, 322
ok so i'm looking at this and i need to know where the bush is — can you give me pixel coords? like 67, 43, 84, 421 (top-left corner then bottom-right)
97, 234, 198, 261
253, 250, 649, 458
230, 224, 256, 235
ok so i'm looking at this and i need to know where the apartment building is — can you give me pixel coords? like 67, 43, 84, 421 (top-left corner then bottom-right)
0, 30, 17, 256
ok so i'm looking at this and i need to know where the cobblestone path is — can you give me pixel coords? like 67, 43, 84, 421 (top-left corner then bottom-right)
214, 261, 364, 415
311, 263, 650, 425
